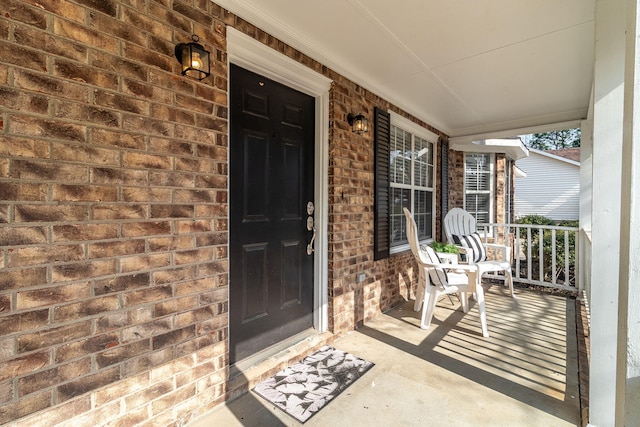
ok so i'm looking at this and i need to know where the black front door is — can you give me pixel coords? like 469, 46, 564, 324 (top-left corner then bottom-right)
229, 64, 315, 364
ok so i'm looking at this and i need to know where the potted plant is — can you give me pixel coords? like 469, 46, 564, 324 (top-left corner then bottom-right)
429, 241, 459, 254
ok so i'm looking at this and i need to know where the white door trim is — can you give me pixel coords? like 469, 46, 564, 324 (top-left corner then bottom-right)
227, 27, 331, 333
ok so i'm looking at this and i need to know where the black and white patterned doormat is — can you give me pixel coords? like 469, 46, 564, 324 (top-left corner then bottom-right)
253, 346, 374, 423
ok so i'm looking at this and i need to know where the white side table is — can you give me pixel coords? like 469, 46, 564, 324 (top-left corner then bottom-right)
436, 252, 459, 265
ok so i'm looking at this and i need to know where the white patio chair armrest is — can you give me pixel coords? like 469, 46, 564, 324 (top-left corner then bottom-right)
483, 243, 511, 260
442, 264, 478, 273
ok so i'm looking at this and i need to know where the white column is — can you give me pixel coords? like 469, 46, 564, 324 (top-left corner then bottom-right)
590, 0, 626, 425
617, 1, 640, 425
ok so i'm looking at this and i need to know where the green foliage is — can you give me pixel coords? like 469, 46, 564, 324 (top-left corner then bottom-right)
430, 241, 459, 254
516, 215, 577, 282
526, 128, 581, 150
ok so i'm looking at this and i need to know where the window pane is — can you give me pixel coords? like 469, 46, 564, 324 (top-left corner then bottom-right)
465, 153, 491, 192
390, 126, 411, 185
413, 136, 433, 188
390, 187, 411, 247
465, 193, 491, 224
415, 190, 433, 240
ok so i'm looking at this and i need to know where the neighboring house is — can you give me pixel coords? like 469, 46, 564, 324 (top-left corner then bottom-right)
515, 148, 580, 221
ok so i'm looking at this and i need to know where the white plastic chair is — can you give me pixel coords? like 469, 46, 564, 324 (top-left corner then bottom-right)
404, 208, 489, 337
443, 208, 515, 298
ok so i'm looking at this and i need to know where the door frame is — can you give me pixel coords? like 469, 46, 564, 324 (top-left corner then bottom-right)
227, 27, 331, 334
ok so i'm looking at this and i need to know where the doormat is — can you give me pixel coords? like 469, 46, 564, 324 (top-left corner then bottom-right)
253, 346, 374, 423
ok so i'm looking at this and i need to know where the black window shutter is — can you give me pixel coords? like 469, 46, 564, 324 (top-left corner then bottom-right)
374, 107, 390, 260
440, 139, 449, 242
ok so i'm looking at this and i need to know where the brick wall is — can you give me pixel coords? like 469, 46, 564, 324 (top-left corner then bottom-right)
0, 1, 445, 425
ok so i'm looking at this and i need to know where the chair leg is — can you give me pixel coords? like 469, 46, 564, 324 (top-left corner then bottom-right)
505, 270, 515, 298
475, 284, 489, 338
460, 291, 469, 313
414, 281, 425, 312
421, 287, 438, 330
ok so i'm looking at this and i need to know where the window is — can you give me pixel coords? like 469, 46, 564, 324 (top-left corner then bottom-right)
464, 153, 494, 225
389, 113, 436, 252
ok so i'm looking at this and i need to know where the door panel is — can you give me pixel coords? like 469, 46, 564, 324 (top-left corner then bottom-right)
229, 64, 315, 364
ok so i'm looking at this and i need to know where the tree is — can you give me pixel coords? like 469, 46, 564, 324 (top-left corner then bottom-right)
525, 128, 581, 150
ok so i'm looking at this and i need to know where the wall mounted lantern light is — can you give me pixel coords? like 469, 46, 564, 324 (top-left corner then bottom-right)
174, 34, 210, 81
347, 113, 368, 134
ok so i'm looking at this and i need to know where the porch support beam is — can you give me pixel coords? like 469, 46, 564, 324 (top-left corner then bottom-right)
590, 0, 626, 425
617, 0, 640, 424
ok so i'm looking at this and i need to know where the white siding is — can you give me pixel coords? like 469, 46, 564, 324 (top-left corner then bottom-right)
515, 150, 580, 221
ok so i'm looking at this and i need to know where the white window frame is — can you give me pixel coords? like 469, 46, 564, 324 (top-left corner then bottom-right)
463, 152, 495, 229
389, 111, 438, 254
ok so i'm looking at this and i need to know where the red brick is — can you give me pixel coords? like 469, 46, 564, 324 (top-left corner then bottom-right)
91, 128, 145, 150
148, 236, 194, 252
0, 226, 47, 247
57, 366, 121, 402
124, 378, 173, 410
121, 221, 171, 238
175, 219, 212, 234
92, 51, 147, 81
94, 272, 151, 296
121, 187, 172, 203
53, 295, 120, 322
0, 87, 49, 114
16, 283, 91, 310
94, 371, 150, 406
8, 245, 84, 267
53, 17, 119, 54
148, 170, 195, 187
96, 339, 150, 369
15, 204, 89, 222
151, 266, 197, 285
52, 184, 117, 202
52, 142, 120, 166
122, 115, 174, 137
122, 317, 172, 343
2, 309, 49, 334
0, 136, 50, 159
0, 389, 52, 425
16, 395, 91, 427
17, 321, 91, 353
122, 285, 172, 309
88, 239, 146, 259
119, 253, 171, 273
94, 90, 150, 116
122, 152, 172, 169
51, 259, 117, 281
18, 358, 92, 397
54, 333, 120, 364
0, 40, 47, 73
174, 248, 214, 265
13, 71, 89, 103
0, 267, 47, 291
55, 101, 120, 128
0, 182, 48, 202
151, 383, 196, 415
92, 204, 148, 220
0, 351, 50, 382
174, 305, 215, 328
153, 296, 198, 317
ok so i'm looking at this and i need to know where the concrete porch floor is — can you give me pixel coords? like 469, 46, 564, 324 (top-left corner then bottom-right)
189, 283, 581, 426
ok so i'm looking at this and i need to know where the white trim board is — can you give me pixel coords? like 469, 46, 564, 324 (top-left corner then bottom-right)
226, 27, 332, 334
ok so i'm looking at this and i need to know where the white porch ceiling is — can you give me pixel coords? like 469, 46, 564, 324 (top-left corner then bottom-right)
216, 0, 595, 138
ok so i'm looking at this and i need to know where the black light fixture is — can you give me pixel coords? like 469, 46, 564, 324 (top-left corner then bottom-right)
347, 113, 368, 134
174, 34, 210, 81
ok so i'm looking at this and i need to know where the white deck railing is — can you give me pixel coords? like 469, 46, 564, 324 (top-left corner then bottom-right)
477, 223, 579, 293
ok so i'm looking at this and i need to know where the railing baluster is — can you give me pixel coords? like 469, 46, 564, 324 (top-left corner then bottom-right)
551, 228, 557, 285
